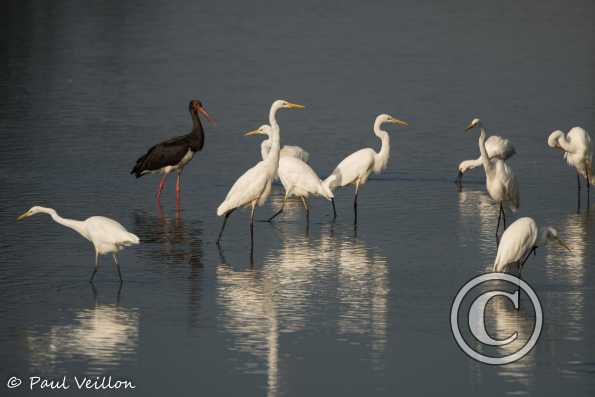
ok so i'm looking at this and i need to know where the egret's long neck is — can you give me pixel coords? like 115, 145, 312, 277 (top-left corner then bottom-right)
478, 127, 494, 175
43, 208, 88, 240
373, 120, 390, 173
261, 139, 272, 161
556, 134, 572, 152
266, 105, 282, 175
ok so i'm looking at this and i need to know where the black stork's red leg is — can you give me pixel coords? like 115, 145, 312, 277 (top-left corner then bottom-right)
156, 175, 167, 203
175, 174, 181, 205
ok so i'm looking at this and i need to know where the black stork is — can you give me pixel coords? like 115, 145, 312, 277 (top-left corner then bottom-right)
131, 100, 215, 205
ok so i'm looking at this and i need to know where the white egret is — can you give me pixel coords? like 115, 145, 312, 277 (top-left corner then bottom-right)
17, 206, 140, 282
456, 135, 516, 183
258, 124, 333, 222
493, 217, 570, 276
260, 136, 309, 163
324, 114, 408, 223
466, 118, 520, 242
216, 100, 304, 244
547, 126, 594, 207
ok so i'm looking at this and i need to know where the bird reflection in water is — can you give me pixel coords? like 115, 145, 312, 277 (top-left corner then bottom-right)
26, 285, 139, 374
469, 294, 537, 394
543, 211, 589, 357
133, 206, 204, 327
457, 190, 501, 258
216, 223, 389, 395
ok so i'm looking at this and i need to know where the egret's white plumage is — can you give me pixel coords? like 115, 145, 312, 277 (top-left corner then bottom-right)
216, 99, 304, 244
261, 137, 310, 163
493, 217, 569, 273
466, 118, 520, 240
259, 128, 332, 221
547, 127, 594, 203
324, 114, 408, 221
458, 135, 516, 175
17, 206, 139, 282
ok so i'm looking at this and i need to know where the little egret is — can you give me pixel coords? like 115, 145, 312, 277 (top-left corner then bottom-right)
216, 100, 304, 244
131, 100, 215, 205
456, 135, 516, 184
324, 114, 408, 224
493, 217, 570, 277
547, 127, 594, 208
259, 124, 333, 222
17, 206, 140, 282
466, 118, 520, 242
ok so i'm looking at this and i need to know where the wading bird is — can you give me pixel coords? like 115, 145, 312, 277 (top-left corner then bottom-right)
456, 135, 515, 184
324, 114, 407, 224
17, 206, 139, 283
547, 127, 594, 208
493, 217, 570, 277
261, 135, 309, 163
216, 100, 304, 245
131, 100, 215, 205
258, 125, 333, 223
466, 118, 520, 243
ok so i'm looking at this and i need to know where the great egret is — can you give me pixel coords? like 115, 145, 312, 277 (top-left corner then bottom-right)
258, 124, 333, 222
216, 100, 304, 244
547, 127, 594, 207
493, 217, 570, 276
17, 206, 140, 282
131, 100, 215, 205
261, 137, 309, 163
456, 135, 516, 183
466, 118, 520, 242
324, 114, 408, 223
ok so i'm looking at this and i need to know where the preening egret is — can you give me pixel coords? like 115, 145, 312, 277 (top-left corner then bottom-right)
261, 136, 309, 163
456, 135, 516, 183
216, 100, 304, 244
259, 124, 333, 222
324, 114, 408, 223
493, 217, 570, 276
466, 118, 520, 242
131, 100, 215, 205
17, 206, 140, 282
547, 127, 594, 207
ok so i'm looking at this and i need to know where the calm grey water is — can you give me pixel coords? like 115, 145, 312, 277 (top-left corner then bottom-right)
1, 0, 594, 395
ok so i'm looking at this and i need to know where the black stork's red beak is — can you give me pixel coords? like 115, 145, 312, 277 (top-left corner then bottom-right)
194, 102, 216, 125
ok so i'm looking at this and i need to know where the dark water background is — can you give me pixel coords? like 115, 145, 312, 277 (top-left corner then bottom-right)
1, 0, 594, 395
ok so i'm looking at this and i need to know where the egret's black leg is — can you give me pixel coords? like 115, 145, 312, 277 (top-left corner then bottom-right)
496, 203, 503, 245
455, 170, 463, 188
502, 205, 507, 229
353, 183, 360, 226
250, 203, 256, 244
267, 198, 286, 222
577, 172, 582, 211
89, 253, 100, 283
216, 209, 234, 245
519, 246, 536, 268
301, 197, 310, 224
331, 198, 337, 220
112, 254, 123, 283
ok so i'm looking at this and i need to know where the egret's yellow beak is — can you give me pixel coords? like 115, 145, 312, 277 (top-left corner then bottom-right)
556, 238, 571, 252
390, 118, 408, 126
285, 102, 305, 109
465, 123, 475, 132
17, 211, 31, 221
244, 129, 261, 136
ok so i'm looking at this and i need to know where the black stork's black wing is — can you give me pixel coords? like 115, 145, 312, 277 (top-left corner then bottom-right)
131, 134, 192, 178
